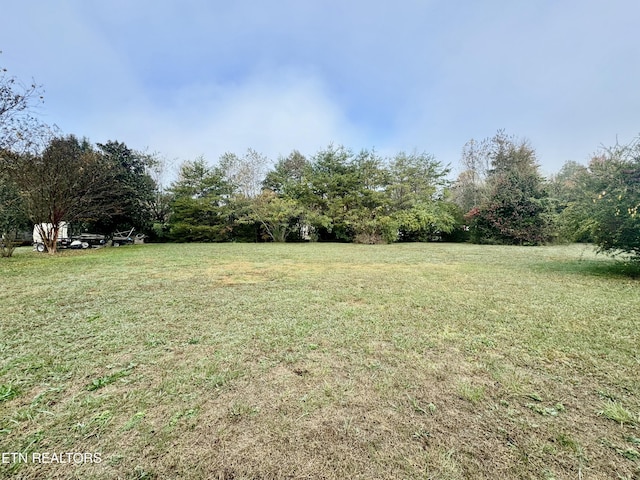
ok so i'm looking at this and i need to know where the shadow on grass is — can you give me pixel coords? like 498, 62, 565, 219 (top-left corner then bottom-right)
537, 257, 640, 279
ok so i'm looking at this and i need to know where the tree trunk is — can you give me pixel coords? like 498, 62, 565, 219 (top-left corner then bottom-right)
46, 226, 59, 254
35, 223, 60, 254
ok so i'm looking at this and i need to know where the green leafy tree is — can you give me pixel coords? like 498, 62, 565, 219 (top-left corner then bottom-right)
466, 132, 553, 245
306, 146, 394, 243
263, 150, 310, 197
265, 145, 460, 244
548, 160, 591, 242
347, 149, 396, 243
262, 150, 328, 241
5, 135, 120, 253
167, 157, 236, 242
387, 151, 455, 241
392, 201, 460, 242
564, 138, 640, 258
387, 152, 448, 207
307, 145, 361, 241
90, 141, 158, 234
243, 190, 306, 242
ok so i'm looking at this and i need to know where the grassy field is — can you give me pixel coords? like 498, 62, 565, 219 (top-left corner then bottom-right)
0, 242, 639, 479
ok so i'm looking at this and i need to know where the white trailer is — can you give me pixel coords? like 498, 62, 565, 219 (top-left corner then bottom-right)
33, 223, 72, 251
33, 222, 106, 252
33, 222, 69, 245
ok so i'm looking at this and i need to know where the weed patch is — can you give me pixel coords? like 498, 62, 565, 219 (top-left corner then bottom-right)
0, 384, 19, 403
599, 400, 638, 425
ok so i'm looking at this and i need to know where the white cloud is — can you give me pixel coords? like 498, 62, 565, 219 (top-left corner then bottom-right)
2, 0, 639, 176
86, 68, 366, 167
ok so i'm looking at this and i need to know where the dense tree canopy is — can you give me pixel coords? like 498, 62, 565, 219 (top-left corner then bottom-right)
263, 150, 309, 197
161, 145, 457, 245
5, 135, 138, 253
90, 141, 158, 234
459, 132, 553, 245
559, 138, 640, 258
167, 157, 238, 242
1, 52, 637, 256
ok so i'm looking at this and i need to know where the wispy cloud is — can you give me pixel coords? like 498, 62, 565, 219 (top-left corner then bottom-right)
2, 0, 639, 174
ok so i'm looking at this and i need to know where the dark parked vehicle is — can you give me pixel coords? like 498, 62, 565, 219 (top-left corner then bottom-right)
33, 223, 145, 252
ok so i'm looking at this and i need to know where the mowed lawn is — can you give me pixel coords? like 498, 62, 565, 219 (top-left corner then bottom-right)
0, 243, 639, 479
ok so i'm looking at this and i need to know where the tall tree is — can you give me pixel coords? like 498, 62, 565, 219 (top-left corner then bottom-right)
1, 54, 45, 255
242, 190, 306, 242
387, 151, 448, 208
451, 139, 492, 214
465, 132, 552, 245
344, 149, 395, 243
5, 135, 118, 253
386, 151, 456, 241
308, 145, 369, 241
167, 157, 236, 242
563, 137, 640, 258
263, 150, 311, 197
261, 150, 325, 241
548, 160, 591, 242
0, 54, 49, 154
218, 148, 269, 199
92, 141, 158, 234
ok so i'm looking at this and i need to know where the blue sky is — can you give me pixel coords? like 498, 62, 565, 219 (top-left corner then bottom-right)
2, 0, 639, 178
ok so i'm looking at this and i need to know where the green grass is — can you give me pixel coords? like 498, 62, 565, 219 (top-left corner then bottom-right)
599, 400, 639, 426
1, 242, 639, 479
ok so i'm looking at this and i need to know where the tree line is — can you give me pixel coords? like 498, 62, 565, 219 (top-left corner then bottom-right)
1, 60, 639, 258
163, 146, 458, 245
